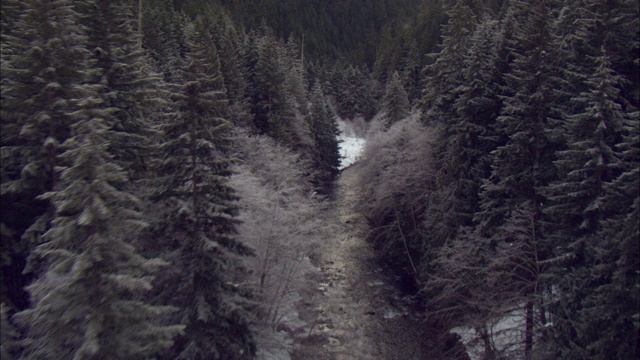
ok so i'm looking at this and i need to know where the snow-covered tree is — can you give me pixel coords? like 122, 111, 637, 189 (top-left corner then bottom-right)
382, 71, 411, 128
1, 0, 93, 312
420, 0, 477, 124
309, 82, 341, 189
152, 17, 256, 359
1, 302, 19, 359
544, 50, 640, 360
76, 0, 161, 177
14, 92, 183, 359
474, 2, 561, 357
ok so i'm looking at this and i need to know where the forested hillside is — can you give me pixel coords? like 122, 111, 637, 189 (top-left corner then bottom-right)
356, 1, 639, 359
1, 0, 638, 359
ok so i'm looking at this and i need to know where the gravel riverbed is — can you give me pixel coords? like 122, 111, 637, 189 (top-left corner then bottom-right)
290, 164, 428, 359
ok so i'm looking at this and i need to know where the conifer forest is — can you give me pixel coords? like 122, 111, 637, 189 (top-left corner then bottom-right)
1, 0, 638, 359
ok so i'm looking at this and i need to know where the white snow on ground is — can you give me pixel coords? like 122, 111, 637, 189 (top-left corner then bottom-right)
338, 136, 365, 169
337, 119, 366, 169
451, 307, 528, 360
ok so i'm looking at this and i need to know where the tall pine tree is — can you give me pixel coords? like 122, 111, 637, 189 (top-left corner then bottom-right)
14, 87, 183, 359
1, 0, 92, 312
544, 50, 640, 360
382, 71, 411, 128
152, 17, 256, 359
309, 82, 341, 190
75, 0, 162, 177
474, 2, 561, 357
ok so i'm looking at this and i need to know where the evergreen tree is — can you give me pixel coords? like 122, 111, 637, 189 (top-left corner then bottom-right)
544, 51, 640, 360
382, 71, 411, 128
215, 18, 254, 129
400, 39, 422, 104
474, 2, 560, 357
1, 0, 91, 311
373, 26, 399, 84
283, 35, 309, 117
140, 0, 184, 81
14, 91, 183, 359
1, 302, 19, 359
153, 17, 256, 359
420, 0, 477, 124
76, 0, 162, 177
593, 106, 640, 359
448, 15, 502, 226
309, 82, 341, 189
336, 64, 379, 120
421, 15, 504, 301
249, 30, 300, 146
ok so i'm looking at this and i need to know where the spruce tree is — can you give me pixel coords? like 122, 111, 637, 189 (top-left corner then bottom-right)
400, 39, 422, 105
448, 15, 502, 227
153, 17, 255, 359
420, 0, 477, 124
1, 302, 19, 359
283, 35, 309, 117
140, 0, 184, 81
250, 30, 299, 147
474, 2, 560, 357
382, 71, 411, 128
75, 0, 162, 177
309, 82, 341, 189
14, 91, 183, 360
335, 64, 379, 121
215, 19, 254, 129
1, 0, 92, 311
544, 51, 640, 360
422, 16, 505, 310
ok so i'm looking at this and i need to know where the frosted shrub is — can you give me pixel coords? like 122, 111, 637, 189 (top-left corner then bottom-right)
356, 112, 441, 282
229, 131, 337, 355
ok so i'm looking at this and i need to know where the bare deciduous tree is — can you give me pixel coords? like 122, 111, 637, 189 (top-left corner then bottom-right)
229, 131, 338, 355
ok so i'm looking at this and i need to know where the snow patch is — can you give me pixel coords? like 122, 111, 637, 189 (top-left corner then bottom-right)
338, 136, 365, 169
451, 307, 528, 360
337, 120, 366, 169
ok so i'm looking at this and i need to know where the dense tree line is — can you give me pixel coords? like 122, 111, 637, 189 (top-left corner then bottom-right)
1, 0, 341, 358
357, 0, 639, 359
184, 0, 423, 67
2, 0, 638, 359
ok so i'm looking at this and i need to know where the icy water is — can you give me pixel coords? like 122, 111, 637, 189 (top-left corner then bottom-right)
290, 164, 428, 359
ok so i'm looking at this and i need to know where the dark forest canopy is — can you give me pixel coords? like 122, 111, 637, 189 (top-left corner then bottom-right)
172, 0, 504, 67
174, 0, 424, 66
1, 0, 638, 359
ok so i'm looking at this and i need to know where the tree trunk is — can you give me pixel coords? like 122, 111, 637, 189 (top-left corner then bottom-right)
524, 299, 534, 360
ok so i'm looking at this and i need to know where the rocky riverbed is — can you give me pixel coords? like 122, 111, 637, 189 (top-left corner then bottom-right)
289, 164, 429, 359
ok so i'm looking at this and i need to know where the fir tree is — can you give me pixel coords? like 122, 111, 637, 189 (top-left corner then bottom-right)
1, 0, 92, 311
474, 2, 560, 357
153, 17, 256, 359
593, 106, 640, 360
382, 71, 411, 128
420, 0, 477, 124
250, 30, 300, 146
1, 302, 19, 359
448, 15, 503, 226
336, 64, 378, 120
283, 35, 309, 117
422, 15, 504, 299
309, 82, 341, 189
544, 51, 640, 360
76, 0, 162, 177
140, 0, 184, 81
14, 92, 183, 360
400, 39, 422, 105
215, 18, 254, 129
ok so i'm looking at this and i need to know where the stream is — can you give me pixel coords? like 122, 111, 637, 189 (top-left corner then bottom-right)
290, 164, 428, 359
